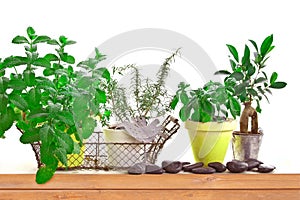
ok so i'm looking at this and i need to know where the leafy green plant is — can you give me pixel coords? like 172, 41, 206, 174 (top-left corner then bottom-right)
170, 79, 241, 122
0, 27, 109, 184
99, 49, 180, 127
215, 34, 287, 133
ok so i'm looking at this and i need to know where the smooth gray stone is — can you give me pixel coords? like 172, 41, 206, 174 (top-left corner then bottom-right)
128, 162, 146, 175
245, 159, 263, 170
162, 161, 182, 174
257, 164, 276, 173
208, 162, 227, 172
182, 162, 204, 172
226, 160, 248, 173
145, 164, 164, 174
191, 167, 216, 174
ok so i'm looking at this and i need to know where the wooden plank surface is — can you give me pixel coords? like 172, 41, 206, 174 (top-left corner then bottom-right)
1, 174, 300, 200
0, 190, 299, 200
0, 174, 299, 190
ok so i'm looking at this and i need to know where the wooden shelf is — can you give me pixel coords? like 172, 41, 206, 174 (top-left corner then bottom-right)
1, 174, 300, 199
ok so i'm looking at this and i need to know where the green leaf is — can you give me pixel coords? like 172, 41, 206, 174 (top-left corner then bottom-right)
8, 79, 26, 90
65, 40, 76, 45
56, 111, 74, 126
24, 70, 35, 86
33, 35, 51, 44
234, 81, 249, 95
43, 68, 55, 76
20, 128, 40, 144
179, 106, 190, 122
0, 107, 15, 132
270, 81, 287, 89
0, 77, 9, 93
58, 75, 68, 87
229, 97, 241, 118
249, 39, 258, 52
82, 117, 96, 139
247, 65, 256, 76
27, 27, 36, 37
95, 68, 110, 81
226, 44, 239, 62
0, 94, 8, 113
55, 131, 74, 154
33, 58, 51, 68
73, 96, 89, 117
60, 53, 75, 64
229, 59, 237, 71
270, 72, 278, 85
54, 147, 68, 167
256, 100, 262, 113
242, 45, 250, 66
47, 39, 59, 45
170, 95, 179, 110
2, 56, 28, 68
77, 76, 92, 89
36, 165, 56, 184
180, 92, 189, 105
28, 88, 41, 105
59, 36, 68, 44
260, 34, 273, 57
214, 70, 231, 75
10, 93, 28, 110
95, 89, 107, 104
44, 53, 59, 62
12, 36, 29, 44
247, 88, 258, 97
231, 72, 244, 81
255, 77, 267, 84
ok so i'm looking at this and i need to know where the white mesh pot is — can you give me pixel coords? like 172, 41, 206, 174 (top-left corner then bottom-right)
102, 128, 143, 168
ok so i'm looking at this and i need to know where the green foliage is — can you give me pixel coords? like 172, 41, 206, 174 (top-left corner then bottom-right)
0, 27, 109, 183
171, 79, 241, 122
215, 34, 287, 113
98, 49, 180, 126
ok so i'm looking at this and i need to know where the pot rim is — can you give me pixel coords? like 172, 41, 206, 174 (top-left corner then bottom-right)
233, 131, 264, 136
184, 119, 237, 132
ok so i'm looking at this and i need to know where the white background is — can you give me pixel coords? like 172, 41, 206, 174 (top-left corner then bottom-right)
0, 0, 299, 173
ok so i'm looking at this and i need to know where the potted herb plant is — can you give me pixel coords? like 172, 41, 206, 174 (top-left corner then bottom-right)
215, 34, 287, 160
170, 79, 241, 165
98, 49, 180, 167
0, 27, 110, 184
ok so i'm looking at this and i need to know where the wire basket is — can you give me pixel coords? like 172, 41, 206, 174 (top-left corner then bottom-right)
31, 115, 180, 170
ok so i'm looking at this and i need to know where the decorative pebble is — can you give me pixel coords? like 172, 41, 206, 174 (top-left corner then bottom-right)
208, 162, 227, 172
182, 162, 204, 172
257, 164, 276, 173
245, 159, 263, 170
128, 162, 146, 175
191, 167, 216, 174
162, 161, 182, 174
226, 160, 248, 173
181, 162, 191, 166
145, 164, 164, 174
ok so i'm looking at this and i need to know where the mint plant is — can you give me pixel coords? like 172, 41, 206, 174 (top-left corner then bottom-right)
170, 79, 241, 122
215, 34, 287, 134
0, 27, 109, 184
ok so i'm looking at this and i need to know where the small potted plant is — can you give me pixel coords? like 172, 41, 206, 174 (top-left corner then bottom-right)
98, 49, 180, 167
215, 34, 287, 160
0, 27, 109, 183
170, 79, 241, 165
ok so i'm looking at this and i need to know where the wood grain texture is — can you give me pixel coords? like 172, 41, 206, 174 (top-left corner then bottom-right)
0, 190, 299, 200
0, 174, 299, 189
0, 174, 300, 200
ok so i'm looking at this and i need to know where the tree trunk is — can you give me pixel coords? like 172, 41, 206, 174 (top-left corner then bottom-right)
240, 102, 258, 134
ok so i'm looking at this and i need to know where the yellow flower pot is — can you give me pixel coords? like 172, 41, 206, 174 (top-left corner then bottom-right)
185, 119, 237, 165
57, 134, 85, 168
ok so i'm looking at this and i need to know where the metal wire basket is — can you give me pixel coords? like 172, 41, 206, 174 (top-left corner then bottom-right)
31, 115, 180, 170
